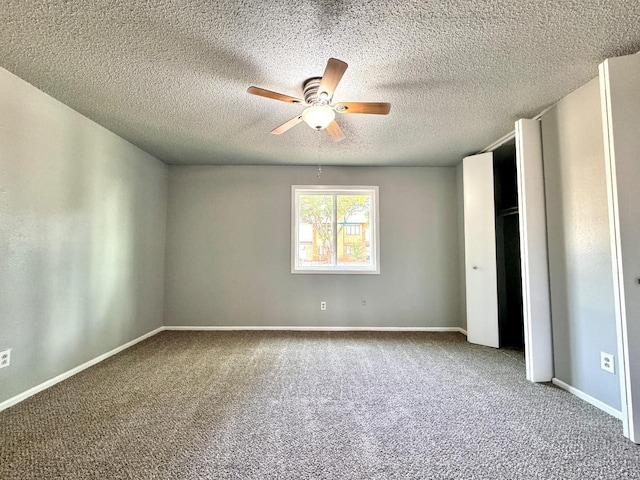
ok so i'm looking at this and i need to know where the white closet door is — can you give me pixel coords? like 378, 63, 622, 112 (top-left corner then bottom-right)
516, 119, 553, 382
463, 152, 499, 348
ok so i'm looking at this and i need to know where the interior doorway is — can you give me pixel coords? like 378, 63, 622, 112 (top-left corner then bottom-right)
493, 141, 525, 350
463, 144, 525, 352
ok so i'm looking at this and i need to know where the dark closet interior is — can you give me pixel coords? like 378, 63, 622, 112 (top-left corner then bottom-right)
493, 142, 524, 350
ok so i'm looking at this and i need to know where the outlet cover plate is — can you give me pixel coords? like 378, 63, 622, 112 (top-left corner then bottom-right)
601, 352, 615, 374
0, 349, 10, 369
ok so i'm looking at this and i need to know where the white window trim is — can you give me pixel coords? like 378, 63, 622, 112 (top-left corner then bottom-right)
291, 185, 380, 274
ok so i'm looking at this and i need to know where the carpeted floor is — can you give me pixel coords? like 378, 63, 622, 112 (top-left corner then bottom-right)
1, 331, 639, 479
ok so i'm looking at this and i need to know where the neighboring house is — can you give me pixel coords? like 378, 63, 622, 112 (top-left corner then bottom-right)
298, 212, 370, 265
337, 212, 370, 264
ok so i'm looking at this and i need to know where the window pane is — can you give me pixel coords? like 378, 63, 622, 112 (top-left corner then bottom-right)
336, 194, 372, 267
292, 185, 379, 274
297, 194, 334, 267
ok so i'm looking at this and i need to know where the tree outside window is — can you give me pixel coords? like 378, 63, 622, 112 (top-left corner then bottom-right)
292, 186, 379, 274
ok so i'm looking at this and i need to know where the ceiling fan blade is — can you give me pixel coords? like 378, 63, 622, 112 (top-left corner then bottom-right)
334, 102, 391, 115
271, 115, 304, 135
326, 120, 345, 142
247, 86, 304, 105
318, 58, 348, 100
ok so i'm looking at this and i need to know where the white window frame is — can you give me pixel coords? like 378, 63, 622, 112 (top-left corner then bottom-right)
291, 185, 380, 274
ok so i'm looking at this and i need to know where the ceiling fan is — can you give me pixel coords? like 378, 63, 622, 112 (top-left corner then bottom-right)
247, 58, 391, 142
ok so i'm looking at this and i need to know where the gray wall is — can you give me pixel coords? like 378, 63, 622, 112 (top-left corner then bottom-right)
541, 78, 620, 410
164, 165, 461, 328
0, 67, 168, 404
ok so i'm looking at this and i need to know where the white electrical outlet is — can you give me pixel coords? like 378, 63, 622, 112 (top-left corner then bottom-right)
320, 301, 327, 311
601, 352, 615, 374
0, 349, 10, 369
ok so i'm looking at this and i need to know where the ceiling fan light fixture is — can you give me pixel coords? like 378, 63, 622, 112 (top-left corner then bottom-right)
302, 105, 335, 130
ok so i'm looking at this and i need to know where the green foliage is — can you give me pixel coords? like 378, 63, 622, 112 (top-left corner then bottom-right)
299, 194, 333, 262
337, 195, 370, 232
337, 195, 366, 218
351, 239, 367, 261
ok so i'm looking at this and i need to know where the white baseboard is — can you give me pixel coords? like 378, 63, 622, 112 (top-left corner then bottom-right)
0, 327, 163, 412
163, 325, 467, 333
552, 378, 623, 420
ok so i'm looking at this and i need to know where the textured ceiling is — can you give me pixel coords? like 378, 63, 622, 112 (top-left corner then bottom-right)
1, 1, 639, 166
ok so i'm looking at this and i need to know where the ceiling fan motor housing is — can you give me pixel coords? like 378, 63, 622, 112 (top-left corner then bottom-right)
303, 77, 325, 105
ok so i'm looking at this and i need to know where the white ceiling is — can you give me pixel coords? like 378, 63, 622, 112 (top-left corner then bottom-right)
2, 1, 639, 166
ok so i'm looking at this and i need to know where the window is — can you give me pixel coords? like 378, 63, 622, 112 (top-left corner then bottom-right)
292, 185, 379, 274
345, 225, 361, 236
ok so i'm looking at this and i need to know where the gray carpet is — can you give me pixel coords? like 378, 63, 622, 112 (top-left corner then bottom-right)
1, 331, 639, 479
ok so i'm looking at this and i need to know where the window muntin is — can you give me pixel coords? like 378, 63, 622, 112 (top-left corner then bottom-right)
292, 186, 379, 274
